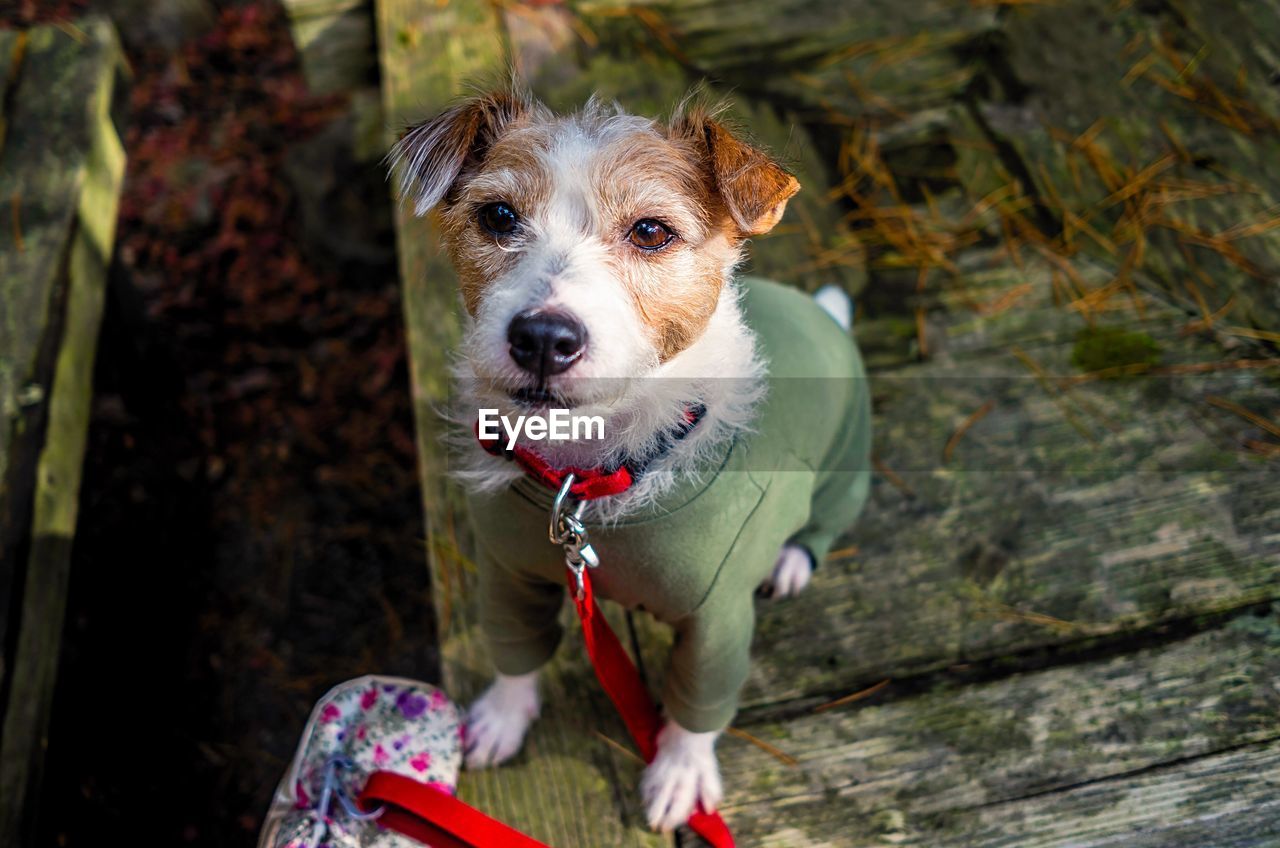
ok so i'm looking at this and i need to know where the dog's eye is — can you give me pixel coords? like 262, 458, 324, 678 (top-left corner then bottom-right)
479, 202, 520, 236
628, 219, 674, 250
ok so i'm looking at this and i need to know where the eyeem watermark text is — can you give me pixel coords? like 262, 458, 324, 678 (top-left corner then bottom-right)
478, 408, 605, 450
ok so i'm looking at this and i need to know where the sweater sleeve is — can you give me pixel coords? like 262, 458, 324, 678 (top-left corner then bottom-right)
660, 579, 756, 733
787, 354, 872, 566
475, 543, 566, 676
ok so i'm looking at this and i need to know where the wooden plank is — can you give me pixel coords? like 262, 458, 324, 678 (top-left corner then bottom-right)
0, 26, 81, 572
584, 0, 1280, 335
853, 247, 1261, 370
739, 255, 1280, 710
721, 740, 1280, 847
716, 614, 1280, 844
974, 0, 1280, 331
282, 0, 376, 95
375, 2, 665, 844
923, 740, 1280, 848
580, 0, 998, 124
0, 16, 125, 845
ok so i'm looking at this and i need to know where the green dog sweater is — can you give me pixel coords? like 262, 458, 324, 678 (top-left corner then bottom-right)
465, 276, 872, 732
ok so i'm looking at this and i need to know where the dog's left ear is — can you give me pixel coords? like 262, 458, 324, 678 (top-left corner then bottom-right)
390, 90, 531, 216
674, 110, 801, 237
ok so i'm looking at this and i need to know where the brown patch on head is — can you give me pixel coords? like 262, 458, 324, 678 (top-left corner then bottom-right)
390, 89, 554, 314
595, 102, 800, 360
439, 122, 558, 314
587, 123, 740, 361
670, 103, 801, 237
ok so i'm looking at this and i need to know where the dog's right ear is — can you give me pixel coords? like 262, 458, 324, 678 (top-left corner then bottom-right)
389, 90, 530, 216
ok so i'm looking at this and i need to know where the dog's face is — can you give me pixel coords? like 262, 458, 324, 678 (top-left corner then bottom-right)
392, 91, 798, 409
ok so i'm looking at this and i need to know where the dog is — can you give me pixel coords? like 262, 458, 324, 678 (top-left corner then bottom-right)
390, 89, 871, 832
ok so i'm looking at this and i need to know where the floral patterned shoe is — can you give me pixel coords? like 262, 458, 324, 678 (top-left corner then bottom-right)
257, 675, 462, 848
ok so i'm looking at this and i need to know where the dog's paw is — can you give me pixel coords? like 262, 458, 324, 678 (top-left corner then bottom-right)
760, 544, 813, 599
641, 721, 723, 832
463, 671, 539, 769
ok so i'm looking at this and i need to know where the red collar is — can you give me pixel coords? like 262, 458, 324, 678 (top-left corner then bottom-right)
475, 404, 705, 500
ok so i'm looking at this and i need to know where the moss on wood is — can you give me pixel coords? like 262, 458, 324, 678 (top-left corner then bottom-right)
1071, 326, 1162, 377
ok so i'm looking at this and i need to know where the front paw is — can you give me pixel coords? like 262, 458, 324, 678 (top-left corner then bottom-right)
760, 544, 813, 599
464, 672, 539, 769
641, 721, 723, 832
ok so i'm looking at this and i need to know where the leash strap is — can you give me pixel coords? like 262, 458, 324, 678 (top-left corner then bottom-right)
569, 566, 736, 848
357, 771, 551, 848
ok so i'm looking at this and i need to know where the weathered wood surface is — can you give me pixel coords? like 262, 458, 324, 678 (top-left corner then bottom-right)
599, 0, 999, 121
603, 0, 1280, 332
0, 16, 125, 846
718, 612, 1280, 845
742, 252, 1280, 712
728, 739, 1280, 848
375, 0, 1280, 844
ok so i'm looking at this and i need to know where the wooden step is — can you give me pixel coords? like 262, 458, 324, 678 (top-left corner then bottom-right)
0, 17, 126, 845
375, 1, 1280, 844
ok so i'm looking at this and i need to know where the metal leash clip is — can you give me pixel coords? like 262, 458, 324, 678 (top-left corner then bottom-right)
549, 473, 599, 600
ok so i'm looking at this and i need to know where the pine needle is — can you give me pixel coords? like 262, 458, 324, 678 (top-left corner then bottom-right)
826, 545, 861, 562
1011, 345, 1098, 443
725, 727, 799, 767
943, 400, 996, 463
1243, 439, 1280, 458
1206, 395, 1280, 439
1222, 326, 1280, 344
872, 456, 915, 497
594, 731, 644, 765
813, 678, 890, 714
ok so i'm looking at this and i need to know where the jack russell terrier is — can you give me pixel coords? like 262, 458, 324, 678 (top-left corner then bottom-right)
390, 89, 871, 833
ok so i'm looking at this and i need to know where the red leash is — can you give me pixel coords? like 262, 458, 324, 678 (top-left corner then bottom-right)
359, 771, 550, 848
357, 565, 734, 847
357, 574, 735, 847
570, 565, 736, 848
361, 428, 734, 846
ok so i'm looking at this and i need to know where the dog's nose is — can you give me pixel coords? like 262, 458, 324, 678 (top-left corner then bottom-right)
507, 311, 587, 377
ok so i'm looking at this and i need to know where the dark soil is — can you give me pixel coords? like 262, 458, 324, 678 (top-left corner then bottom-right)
33, 4, 436, 845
